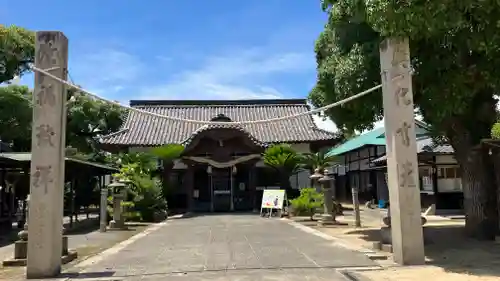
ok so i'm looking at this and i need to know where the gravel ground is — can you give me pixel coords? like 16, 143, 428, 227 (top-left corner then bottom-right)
292, 207, 500, 281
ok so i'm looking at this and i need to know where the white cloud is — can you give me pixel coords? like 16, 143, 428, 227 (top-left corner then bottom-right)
140, 48, 314, 100
311, 115, 338, 132
70, 49, 143, 98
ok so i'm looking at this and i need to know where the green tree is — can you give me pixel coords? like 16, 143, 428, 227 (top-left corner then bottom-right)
263, 144, 303, 191
0, 85, 32, 151
66, 89, 126, 158
290, 187, 324, 220
311, 1, 500, 238
113, 154, 168, 222
150, 144, 184, 166
0, 25, 34, 84
0, 85, 125, 157
150, 144, 185, 195
114, 152, 157, 176
1, 24, 125, 159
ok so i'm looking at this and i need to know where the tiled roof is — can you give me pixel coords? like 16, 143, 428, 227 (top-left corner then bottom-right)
371, 137, 454, 163
100, 99, 336, 146
181, 123, 267, 148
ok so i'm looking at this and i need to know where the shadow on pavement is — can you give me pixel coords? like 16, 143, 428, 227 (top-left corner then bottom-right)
170, 212, 261, 220
346, 224, 500, 278
60, 271, 116, 279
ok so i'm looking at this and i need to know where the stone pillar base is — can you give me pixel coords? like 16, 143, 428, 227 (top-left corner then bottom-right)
317, 214, 336, 226
62, 236, 69, 256
378, 216, 429, 253
14, 240, 28, 259
3, 237, 77, 267
108, 220, 127, 230
100, 221, 107, 232
380, 226, 392, 244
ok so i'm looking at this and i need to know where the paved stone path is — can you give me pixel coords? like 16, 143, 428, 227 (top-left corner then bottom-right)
0, 214, 99, 261
71, 214, 376, 280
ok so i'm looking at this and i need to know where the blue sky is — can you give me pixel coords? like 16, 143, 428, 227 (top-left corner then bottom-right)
3, 0, 343, 130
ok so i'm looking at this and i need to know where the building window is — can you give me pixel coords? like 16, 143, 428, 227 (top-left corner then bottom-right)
437, 166, 462, 193
438, 166, 461, 179
420, 167, 431, 177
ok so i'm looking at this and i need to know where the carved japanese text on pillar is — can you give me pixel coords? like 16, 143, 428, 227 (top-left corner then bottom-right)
396, 122, 412, 147
395, 86, 411, 106
38, 33, 61, 66
35, 83, 56, 107
32, 165, 54, 194
35, 124, 55, 147
398, 161, 416, 188
391, 43, 409, 68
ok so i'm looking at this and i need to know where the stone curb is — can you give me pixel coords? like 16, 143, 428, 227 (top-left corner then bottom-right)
282, 218, 390, 264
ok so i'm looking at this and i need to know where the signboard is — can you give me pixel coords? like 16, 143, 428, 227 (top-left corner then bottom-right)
261, 189, 286, 209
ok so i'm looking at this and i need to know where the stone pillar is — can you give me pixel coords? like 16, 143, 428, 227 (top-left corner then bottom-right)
99, 187, 108, 232
109, 190, 125, 229
26, 31, 68, 279
379, 38, 425, 265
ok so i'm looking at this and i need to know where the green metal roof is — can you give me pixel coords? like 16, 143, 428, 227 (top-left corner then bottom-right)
326, 121, 430, 157
326, 128, 386, 157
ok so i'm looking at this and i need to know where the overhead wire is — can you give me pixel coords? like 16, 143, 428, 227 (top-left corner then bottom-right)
31, 65, 386, 125
1, 46, 408, 126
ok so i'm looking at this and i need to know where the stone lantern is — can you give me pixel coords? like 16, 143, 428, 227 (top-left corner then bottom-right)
309, 168, 323, 193
317, 174, 336, 226
108, 180, 128, 230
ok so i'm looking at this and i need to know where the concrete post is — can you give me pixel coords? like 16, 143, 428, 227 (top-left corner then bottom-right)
27, 32, 68, 279
379, 38, 425, 265
99, 187, 108, 232
351, 185, 361, 227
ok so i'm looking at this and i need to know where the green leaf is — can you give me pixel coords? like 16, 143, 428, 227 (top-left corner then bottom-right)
0, 25, 35, 83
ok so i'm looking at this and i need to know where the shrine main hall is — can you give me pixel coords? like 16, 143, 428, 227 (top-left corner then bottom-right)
100, 99, 338, 212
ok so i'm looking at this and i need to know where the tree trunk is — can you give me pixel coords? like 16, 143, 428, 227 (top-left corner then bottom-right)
451, 139, 498, 239
280, 172, 292, 192
491, 148, 500, 234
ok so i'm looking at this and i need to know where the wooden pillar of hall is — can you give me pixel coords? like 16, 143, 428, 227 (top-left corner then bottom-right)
184, 164, 194, 212
248, 162, 257, 211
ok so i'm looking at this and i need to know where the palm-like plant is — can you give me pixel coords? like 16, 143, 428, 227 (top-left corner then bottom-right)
262, 144, 303, 191
302, 150, 338, 172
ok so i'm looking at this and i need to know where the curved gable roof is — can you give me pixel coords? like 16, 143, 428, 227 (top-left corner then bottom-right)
100, 99, 337, 146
